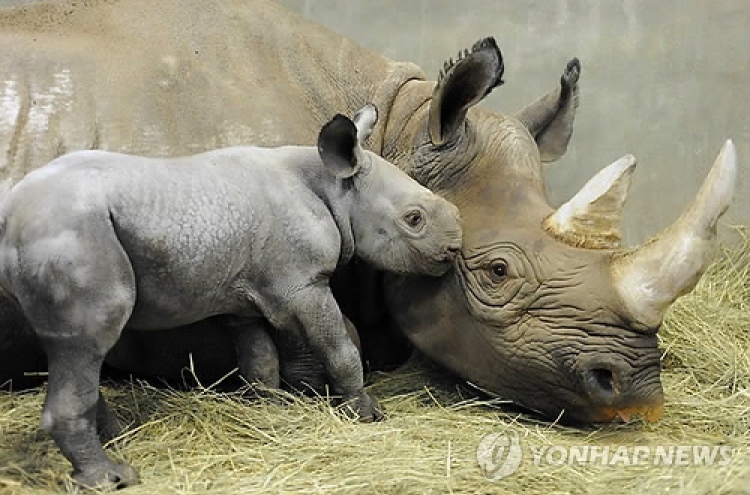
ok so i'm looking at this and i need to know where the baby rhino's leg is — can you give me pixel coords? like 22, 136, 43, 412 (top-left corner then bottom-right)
96, 394, 124, 444
232, 318, 281, 390
42, 339, 137, 490
277, 315, 362, 395
286, 286, 382, 421
13, 217, 139, 490
232, 316, 362, 396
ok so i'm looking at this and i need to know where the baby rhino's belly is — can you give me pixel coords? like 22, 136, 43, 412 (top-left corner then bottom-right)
125, 275, 262, 330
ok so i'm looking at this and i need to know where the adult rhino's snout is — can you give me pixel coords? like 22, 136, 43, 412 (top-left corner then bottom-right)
575, 354, 664, 424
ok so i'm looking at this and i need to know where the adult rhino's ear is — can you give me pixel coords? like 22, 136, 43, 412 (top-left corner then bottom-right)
516, 58, 580, 162
429, 37, 504, 146
352, 103, 378, 144
317, 114, 367, 179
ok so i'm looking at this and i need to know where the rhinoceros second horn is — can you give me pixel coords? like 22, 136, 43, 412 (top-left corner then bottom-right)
544, 154, 636, 249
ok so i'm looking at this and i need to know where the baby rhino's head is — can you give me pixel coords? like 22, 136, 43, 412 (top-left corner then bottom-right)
317, 104, 462, 276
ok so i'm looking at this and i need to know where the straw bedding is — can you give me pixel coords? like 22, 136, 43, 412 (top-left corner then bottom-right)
1, 232, 748, 495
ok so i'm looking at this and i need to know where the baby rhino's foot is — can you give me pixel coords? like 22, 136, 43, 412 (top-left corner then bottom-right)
73, 461, 138, 491
337, 392, 385, 423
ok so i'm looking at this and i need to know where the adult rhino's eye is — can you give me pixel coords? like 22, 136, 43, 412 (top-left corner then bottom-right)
488, 261, 507, 283
404, 210, 424, 229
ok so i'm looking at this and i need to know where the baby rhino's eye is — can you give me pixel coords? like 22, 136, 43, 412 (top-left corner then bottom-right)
404, 210, 424, 228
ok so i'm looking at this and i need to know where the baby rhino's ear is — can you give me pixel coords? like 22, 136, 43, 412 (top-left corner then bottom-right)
318, 105, 377, 179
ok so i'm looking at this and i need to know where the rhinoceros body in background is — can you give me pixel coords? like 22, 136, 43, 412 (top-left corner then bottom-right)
0, 106, 462, 487
0, 0, 737, 429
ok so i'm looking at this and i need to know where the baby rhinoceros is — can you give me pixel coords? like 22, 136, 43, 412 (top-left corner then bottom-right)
0, 104, 462, 490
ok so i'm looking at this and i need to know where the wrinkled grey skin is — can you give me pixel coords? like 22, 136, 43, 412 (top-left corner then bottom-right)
0, 0, 733, 438
0, 106, 462, 489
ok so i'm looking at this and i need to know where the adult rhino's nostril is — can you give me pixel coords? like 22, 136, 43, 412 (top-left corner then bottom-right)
591, 368, 615, 394
575, 355, 663, 423
581, 366, 619, 404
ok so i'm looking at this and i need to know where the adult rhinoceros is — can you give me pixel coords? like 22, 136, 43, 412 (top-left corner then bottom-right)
0, 0, 736, 425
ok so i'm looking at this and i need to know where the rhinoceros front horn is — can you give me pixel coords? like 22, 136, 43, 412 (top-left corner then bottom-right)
611, 140, 737, 330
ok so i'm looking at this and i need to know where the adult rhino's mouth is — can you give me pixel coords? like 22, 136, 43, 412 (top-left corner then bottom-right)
595, 402, 665, 424
467, 380, 665, 425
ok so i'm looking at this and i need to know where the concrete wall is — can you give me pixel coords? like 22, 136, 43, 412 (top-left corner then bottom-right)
279, 0, 749, 246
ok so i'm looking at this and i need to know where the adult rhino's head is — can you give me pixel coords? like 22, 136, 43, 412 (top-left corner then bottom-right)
382, 38, 737, 424
318, 104, 462, 278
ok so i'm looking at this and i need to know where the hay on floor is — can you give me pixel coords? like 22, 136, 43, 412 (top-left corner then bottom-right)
1, 231, 748, 495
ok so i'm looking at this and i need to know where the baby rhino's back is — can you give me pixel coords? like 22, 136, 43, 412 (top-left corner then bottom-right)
6, 148, 343, 328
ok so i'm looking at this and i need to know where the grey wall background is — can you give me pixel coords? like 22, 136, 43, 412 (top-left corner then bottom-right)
280, 0, 749, 246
